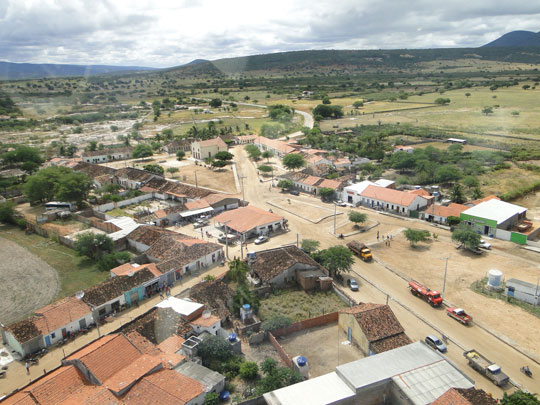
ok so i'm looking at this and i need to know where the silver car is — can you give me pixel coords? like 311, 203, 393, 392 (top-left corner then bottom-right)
425, 335, 447, 353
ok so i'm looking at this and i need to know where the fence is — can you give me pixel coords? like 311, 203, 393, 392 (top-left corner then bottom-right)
271, 312, 338, 338
268, 332, 293, 369
332, 284, 356, 307
95, 193, 152, 212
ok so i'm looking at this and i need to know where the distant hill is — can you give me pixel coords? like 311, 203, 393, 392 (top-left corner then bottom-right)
0, 61, 156, 80
161, 47, 540, 77
483, 30, 540, 47
183, 59, 209, 66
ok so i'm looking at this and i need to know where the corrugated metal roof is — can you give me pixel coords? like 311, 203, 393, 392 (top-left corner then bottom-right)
462, 199, 526, 225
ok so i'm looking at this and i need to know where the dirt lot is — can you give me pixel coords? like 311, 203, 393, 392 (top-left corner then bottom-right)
170, 163, 237, 193
370, 232, 540, 356
0, 233, 59, 324
268, 197, 342, 223
277, 323, 365, 378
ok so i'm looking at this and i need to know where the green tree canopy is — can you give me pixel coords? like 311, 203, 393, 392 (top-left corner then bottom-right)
97, 251, 131, 271
318, 187, 335, 201
322, 96, 331, 104
317, 245, 354, 277
502, 390, 540, 405
261, 315, 293, 332
404, 228, 431, 247
277, 179, 293, 189
211, 160, 228, 169
214, 151, 234, 161
353, 100, 364, 108
245, 144, 261, 160
239, 362, 259, 380
313, 104, 344, 119
482, 106, 494, 116
132, 144, 153, 158
176, 150, 186, 160
233, 284, 260, 314
2, 145, 42, 165
262, 150, 274, 162
228, 258, 249, 284
282, 153, 305, 170
0, 201, 16, 224
74, 232, 114, 260
348, 211, 367, 227
197, 335, 234, 363
209, 98, 222, 108
258, 165, 273, 173
451, 223, 481, 250
434, 97, 451, 105
450, 183, 466, 204
24, 166, 91, 205
301, 239, 320, 254
143, 164, 164, 175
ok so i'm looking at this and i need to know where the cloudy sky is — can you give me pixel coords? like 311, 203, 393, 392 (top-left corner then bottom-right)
1, 0, 539, 68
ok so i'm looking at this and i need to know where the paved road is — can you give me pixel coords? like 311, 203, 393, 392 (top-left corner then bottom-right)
231, 146, 538, 396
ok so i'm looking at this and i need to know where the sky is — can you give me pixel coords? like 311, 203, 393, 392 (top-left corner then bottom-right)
0, 0, 539, 68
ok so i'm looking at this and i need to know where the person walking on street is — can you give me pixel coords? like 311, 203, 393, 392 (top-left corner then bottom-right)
25, 362, 29, 375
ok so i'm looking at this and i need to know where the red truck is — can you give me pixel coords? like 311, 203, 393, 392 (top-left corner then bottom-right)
447, 307, 473, 325
408, 280, 443, 307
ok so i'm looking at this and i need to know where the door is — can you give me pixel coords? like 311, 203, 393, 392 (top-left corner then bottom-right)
79, 318, 87, 329
484, 226, 489, 234
45, 335, 51, 347
347, 327, 352, 342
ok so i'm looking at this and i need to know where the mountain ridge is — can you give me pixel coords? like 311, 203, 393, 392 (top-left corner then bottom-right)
482, 30, 540, 47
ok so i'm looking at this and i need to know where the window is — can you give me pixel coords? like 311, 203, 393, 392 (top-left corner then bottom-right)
51, 332, 56, 339
507, 286, 515, 292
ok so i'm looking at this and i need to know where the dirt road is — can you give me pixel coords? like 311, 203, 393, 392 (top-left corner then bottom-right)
231, 145, 540, 395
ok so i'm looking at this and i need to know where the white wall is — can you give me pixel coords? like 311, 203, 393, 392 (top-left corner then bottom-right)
43, 313, 94, 346
191, 320, 221, 335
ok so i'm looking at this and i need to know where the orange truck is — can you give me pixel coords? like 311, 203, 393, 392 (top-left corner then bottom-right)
346, 241, 373, 262
408, 280, 443, 307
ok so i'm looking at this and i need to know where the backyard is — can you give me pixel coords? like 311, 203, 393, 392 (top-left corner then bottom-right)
259, 288, 348, 322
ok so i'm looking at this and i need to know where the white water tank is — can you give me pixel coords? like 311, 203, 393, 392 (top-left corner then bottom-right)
488, 269, 502, 288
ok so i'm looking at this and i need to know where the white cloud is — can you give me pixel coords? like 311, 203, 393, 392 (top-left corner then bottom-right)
0, 0, 538, 67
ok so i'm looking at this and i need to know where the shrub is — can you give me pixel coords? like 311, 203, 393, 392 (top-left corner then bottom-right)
261, 315, 293, 332
239, 361, 259, 380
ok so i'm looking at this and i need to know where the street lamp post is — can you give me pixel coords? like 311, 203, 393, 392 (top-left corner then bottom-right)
441, 256, 449, 299
239, 175, 246, 206
223, 220, 232, 259
333, 203, 337, 235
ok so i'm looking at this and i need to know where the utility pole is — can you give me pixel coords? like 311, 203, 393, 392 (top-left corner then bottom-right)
223, 220, 231, 259
239, 175, 247, 206
442, 256, 449, 299
333, 203, 337, 235
296, 233, 299, 248
195, 171, 198, 188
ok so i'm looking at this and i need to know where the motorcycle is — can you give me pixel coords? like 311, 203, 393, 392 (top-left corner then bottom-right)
521, 366, 533, 378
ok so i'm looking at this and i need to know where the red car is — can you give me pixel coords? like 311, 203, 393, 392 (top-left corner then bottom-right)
447, 307, 472, 325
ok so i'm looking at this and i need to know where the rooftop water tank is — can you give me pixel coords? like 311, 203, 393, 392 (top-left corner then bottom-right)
297, 356, 307, 367
292, 355, 309, 378
243, 304, 251, 310
228, 333, 237, 342
488, 269, 502, 288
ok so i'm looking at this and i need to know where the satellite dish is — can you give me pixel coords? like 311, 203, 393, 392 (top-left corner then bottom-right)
75, 291, 85, 300
128, 271, 135, 277
202, 310, 211, 319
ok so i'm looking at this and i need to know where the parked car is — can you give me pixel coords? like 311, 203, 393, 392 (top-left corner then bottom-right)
425, 335, 447, 353
479, 240, 492, 250
254, 235, 269, 245
217, 234, 236, 244
447, 307, 473, 325
335, 200, 347, 207
193, 219, 209, 229
289, 189, 299, 196
347, 278, 359, 291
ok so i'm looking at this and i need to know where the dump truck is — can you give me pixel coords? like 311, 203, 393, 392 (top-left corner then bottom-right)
463, 349, 509, 386
408, 280, 443, 307
346, 241, 373, 262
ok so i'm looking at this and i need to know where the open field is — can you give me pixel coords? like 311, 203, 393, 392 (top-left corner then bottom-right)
277, 323, 365, 377
479, 167, 540, 199
259, 288, 348, 322
0, 225, 108, 304
268, 197, 342, 223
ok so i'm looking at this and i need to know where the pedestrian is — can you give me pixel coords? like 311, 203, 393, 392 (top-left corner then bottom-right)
43, 368, 46, 375
25, 362, 29, 375
159, 289, 164, 300
377, 231, 379, 241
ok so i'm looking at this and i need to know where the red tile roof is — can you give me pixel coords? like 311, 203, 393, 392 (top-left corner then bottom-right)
302, 175, 322, 186
190, 314, 221, 328
432, 388, 498, 405
424, 203, 468, 219
213, 206, 283, 233
157, 335, 185, 354
471, 194, 500, 206
103, 354, 162, 394
317, 179, 342, 190
360, 185, 421, 206
110, 262, 161, 278
185, 199, 211, 210
23, 366, 87, 405
1, 392, 37, 405
254, 137, 296, 155
34, 297, 91, 335
408, 188, 430, 197
195, 138, 227, 148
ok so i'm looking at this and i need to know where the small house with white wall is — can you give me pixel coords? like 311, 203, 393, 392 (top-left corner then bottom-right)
359, 185, 429, 216
191, 138, 227, 160
506, 278, 540, 305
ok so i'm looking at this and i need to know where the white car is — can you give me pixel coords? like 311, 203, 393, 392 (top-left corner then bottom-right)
254, 235, 269, 245
479, 239, 492, 250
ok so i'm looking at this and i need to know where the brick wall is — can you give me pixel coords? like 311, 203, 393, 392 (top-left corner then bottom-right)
271, 312, 338, 338
268, 332, 293, 369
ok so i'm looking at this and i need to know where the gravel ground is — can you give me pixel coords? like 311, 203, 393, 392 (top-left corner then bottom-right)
0, 236, 59, 325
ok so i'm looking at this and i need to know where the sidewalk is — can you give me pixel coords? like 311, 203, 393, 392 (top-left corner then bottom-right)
0, 262, 229, 398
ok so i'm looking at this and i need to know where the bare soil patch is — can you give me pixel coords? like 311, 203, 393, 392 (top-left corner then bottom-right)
269, 197, 342, 223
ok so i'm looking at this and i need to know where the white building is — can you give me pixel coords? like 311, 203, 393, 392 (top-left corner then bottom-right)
359, 185, 429, 216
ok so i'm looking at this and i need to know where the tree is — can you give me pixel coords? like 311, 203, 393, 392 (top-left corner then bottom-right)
214, 151, 234, 161
301, 239, 320, 254
233, 284, 259, 314
434, 97, 450, 105
353, 100, 364, 108
471, 185, 484, 200
348, 211, 367, 228
239, 362, 259, 380
449, 183, 466, 204
318, 187, 335, 201
211, 160, 228, 169
465, 92, 471, 97
197, 335, 234, 363
97, 251, 131, 271
482, 106, 494, 116
143, 164, 164, 175
256, 358, 303, 396
462, 175, 479, 189
74, 232, 114, 260
261, 315, 293, 332
322, 96, 331, 104
209, 98, 222, 108
24, 166, 91, 205
451, 223, 481, 250
313, 104, 344, 119
522, 84, 531, 90
404, 228, 431, 247
447, 216, 461, 227
277, 179, 293, 190
166, 167, 179, 177
262, 150, 274, 162
203, 393, 219, 405
228, 258, 249, 283
132, 144, 153, 158
282, 154, 305, 171
0, 201, 16, 224
2, 145, 42, 165
176, 150, 185, 160
55, 171, 92, 205
502, 390, 540, 405
245, 144, 261, 160
434, 165, 462, 183
258, 165, 272, 174
318, 246, 354, 277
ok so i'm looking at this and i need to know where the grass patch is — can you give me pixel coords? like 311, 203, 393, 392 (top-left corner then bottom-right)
470, 277, 540, 319
106, 207, 133, 217
259, 287, 347, 322
0, 225, 109, 301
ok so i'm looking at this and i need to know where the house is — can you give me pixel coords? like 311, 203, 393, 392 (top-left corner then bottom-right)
253, 136, 296, 158
374, 179, 395, 189
460, 199, 528, 243
301, 163, 331, 177
394, 145, 414, 153
235, 134, 257, 144
82, 268, 159, 317
213, 205, 285, 239
0, 168, 25, 182
72, 162, 117, 187
190, 138, 227, 160
264, 341, 473, 405
189, 279, 235, 323
341, 179, 395, 206
156, 297, 206, 322
421, 203, 468, 224
82, 147, 133, 163
201, 193, 242, 212
277, 172, 322, 194
432, 387, 498, 405
114, 167, 157, 189
506, 278, 540, 305
359, 185, 429, 216
316, 178, 344, 195
163, 139, 191, 153
174, 361, 226, 395
140, 177, 213, 202
110, 262, 161, 278
339, 304, 412, 355
1, 297, 93, 356
248, 246, 329, 290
